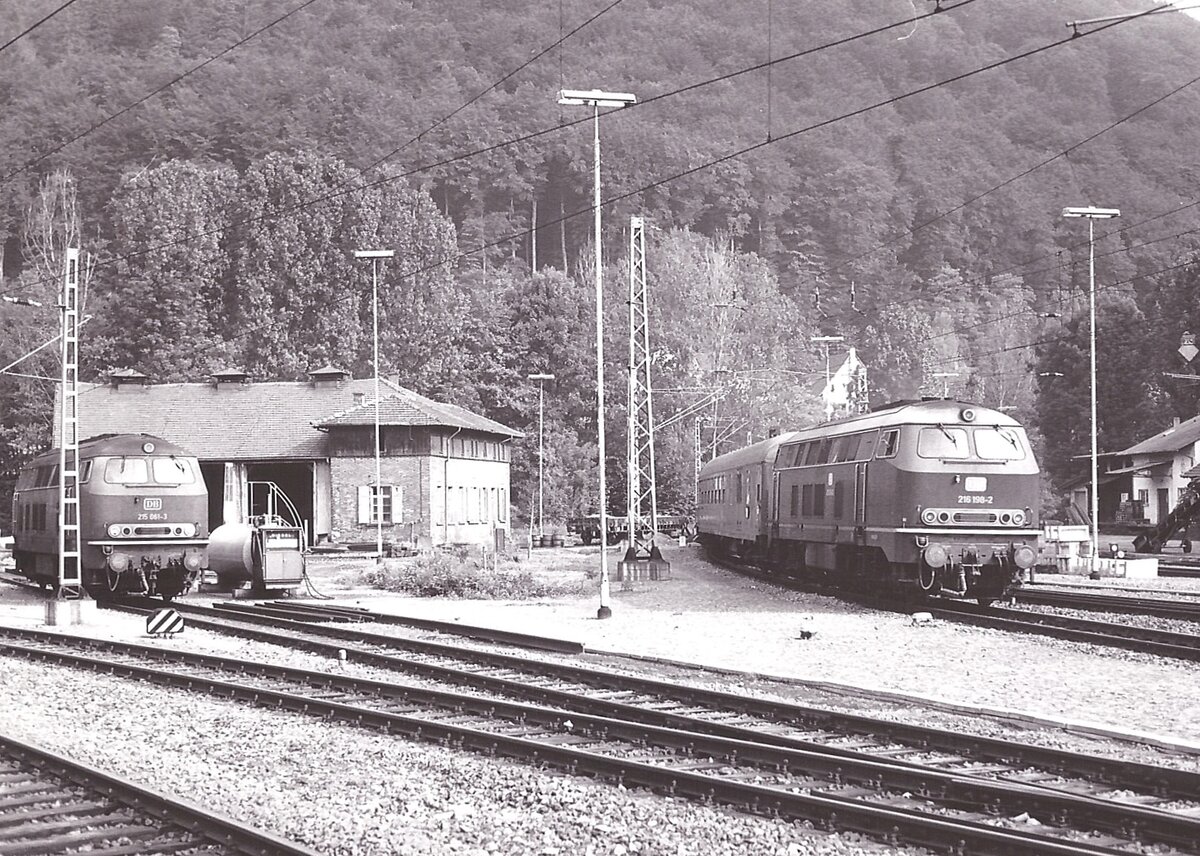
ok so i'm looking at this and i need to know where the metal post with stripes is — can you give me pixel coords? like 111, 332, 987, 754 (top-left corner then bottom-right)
58, 248, 82, 598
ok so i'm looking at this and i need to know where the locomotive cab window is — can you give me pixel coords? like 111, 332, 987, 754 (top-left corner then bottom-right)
917, 426, 969, 459
877, 430, 900, 459
151, 457, 196, 485
104, 457, 149, 484
974, 427, 1027, 461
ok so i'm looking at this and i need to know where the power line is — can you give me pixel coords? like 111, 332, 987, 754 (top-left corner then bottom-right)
1, 0, 977, 299
0, 0, 83, 57
358, 0, 627, 175
828, 44, 1200, 280
0, 0, 326, 186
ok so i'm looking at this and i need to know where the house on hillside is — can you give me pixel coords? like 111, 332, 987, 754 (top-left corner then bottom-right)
816, 347, 870, 420
1068, 415, 1200, 527
56, 366, 521, 550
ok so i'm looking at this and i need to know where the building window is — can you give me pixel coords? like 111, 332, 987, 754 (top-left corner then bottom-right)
357, 485, 399, 524
498, 488, 508, 522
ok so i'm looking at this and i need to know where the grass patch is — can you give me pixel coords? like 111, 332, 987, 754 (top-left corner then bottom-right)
353, 549, 593, 599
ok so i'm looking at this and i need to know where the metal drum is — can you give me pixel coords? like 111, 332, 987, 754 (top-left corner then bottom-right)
207, 523, 256, 584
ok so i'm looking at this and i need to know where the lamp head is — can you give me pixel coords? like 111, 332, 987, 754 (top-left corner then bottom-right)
1061, 207, 1120, 219
557, 89, 637, 107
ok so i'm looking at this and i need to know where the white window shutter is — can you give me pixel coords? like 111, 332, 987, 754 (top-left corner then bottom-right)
357, 486, 372, 524
393, 485, 402, 523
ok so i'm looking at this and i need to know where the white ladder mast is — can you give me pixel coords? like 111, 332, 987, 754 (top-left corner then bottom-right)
58, 248, 82, 597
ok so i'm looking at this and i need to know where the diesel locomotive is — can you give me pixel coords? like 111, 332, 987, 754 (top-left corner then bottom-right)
11, 434, 209, 599
696, 399, 1041, 603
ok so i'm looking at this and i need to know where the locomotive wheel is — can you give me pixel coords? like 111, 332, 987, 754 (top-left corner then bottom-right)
1183, 540, 1193, 554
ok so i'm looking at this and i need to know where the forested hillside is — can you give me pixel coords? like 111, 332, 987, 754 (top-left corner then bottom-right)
4, 0, 1200, 526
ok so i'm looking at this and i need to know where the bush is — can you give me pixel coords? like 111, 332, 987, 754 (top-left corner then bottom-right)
355, 550, 590, 599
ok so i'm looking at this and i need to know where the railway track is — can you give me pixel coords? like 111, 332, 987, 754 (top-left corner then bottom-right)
0, 729, 321, 856
1157, 562, 1200, 579
20, 603, 1196, 853
932, 601, 1200, 660
1014, 588, 1200, 621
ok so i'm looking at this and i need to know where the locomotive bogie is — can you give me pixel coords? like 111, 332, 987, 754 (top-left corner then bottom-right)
10, 434, 209, 600
696, 400, 1042, 603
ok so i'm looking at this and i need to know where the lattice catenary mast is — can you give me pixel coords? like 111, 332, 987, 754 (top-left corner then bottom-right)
621, 216, 668, 577
58, 248, 82, 597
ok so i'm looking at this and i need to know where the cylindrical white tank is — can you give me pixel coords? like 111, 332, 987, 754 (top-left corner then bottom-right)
207, 522, 255, 583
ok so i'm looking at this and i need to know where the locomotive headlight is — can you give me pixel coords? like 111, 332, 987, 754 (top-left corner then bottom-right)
1012, 510, 1026, 526
107, 523, 122, 538
179, 523, 197, 537
107, 552, 131, 572
921, 509, 938, 525
923, 544, 949, 568
1012, 545, 1037, 569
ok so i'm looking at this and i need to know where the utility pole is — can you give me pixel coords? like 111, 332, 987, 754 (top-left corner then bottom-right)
621, 216, 669, 582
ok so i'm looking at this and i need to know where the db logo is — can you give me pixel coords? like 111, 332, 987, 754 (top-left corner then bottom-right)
143, 498, 163, 510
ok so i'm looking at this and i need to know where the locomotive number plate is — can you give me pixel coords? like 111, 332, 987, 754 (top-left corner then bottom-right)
957, 495, 994, 504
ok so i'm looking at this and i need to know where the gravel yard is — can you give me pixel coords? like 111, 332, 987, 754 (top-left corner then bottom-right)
2, 543, 1200, 855
0, 632, 911, 856
306, 544, 1200, 747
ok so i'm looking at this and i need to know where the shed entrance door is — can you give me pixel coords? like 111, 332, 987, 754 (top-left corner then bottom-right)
1158, 488, 1171, 525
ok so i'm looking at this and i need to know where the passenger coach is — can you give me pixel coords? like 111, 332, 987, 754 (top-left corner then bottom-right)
697, 399, 1041, 603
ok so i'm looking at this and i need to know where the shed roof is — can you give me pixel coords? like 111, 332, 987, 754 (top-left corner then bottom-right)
316, 386, 521, 437
63, 376, 519, 461
1116, 414, 1200, 456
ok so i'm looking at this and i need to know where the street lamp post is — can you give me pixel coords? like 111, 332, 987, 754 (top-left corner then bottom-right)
558, 87, 636, 620
354, 248, 395, 563
527, 373, 555, 538
1062, 206, 1120, 577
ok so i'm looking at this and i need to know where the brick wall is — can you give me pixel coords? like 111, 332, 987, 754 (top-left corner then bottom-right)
329, 456, 431, 546
329, 454, 512, 548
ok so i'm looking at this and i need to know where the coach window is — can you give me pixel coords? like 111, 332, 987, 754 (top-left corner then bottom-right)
811, 438, 830, 465
917, 426, 969, 459
834, 436, 858, 463
974, 427, 1027, 461
78, 460, 92, 483
777, 445, 798, 468
877, 430, 900, 459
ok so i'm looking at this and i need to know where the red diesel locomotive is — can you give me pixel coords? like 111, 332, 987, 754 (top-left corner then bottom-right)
11, 434, 208, 599
696, 399, 1041, 603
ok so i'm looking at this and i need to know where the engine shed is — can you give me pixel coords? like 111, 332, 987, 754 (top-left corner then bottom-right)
55, 367, 521, 552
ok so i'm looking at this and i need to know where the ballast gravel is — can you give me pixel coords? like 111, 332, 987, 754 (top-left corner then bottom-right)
3, 545, 1200, 854
0, 657, 912, 856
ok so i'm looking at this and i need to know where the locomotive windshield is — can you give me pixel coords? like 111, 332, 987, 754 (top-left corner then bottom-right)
916, 425, 1027, 461
974, 427, 1027, 461
104, 456, 196, 485
917, 426, 969, 459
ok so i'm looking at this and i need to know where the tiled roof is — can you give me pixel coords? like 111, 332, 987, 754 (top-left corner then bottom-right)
316, 385, 521, 437
1116, 414, 1200, 456
63, 377, 519, 461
